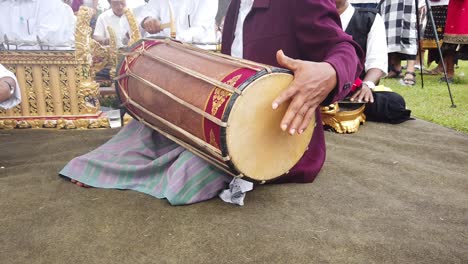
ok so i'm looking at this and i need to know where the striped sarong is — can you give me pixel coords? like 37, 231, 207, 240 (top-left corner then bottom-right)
379, 0, 418, 55
59, 120, 231, 205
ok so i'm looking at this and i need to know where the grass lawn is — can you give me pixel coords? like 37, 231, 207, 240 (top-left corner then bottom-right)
379, 60, 468, 133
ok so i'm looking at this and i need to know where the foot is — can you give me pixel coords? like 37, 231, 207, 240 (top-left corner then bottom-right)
71, 179, 91, 188
400, 71, 416, 86
439, 76, 454, 84
424, 67, 443, 75
387, 70, 402, 79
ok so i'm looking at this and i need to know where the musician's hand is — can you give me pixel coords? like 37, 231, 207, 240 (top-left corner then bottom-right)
273, 50, 337, 135
350, 84, 374, 103
0, 77, 15, 103
142, 17, 162, 34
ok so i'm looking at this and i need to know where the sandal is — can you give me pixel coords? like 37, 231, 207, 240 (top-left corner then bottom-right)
400, 71, 416, 86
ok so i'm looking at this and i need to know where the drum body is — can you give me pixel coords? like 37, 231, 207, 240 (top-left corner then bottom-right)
115, 38, 315, 181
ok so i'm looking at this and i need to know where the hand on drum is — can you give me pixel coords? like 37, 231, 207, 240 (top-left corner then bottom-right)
273, 50, 337, 135
142, 17, 162, 34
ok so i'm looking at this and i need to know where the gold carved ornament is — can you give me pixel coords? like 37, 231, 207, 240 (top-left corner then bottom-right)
107, 26, 118, 80
90, 39, 109, 77
210, 74, 241, 115
123, 8, 142, 47
75, 6, 94, 64
320, 103, 366, 134
206, 74, 242, 148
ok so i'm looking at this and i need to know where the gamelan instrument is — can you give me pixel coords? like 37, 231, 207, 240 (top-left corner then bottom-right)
115, 38, 315, 182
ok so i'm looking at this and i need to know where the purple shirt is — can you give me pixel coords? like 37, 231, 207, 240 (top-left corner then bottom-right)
222, 0, 364, 183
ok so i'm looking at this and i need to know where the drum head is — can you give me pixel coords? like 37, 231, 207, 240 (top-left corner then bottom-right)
225, 72, 315, 181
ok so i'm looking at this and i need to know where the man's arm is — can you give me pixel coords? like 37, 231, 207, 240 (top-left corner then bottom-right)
272, 0, 364, 135
350, 13, 387, 103
0, 65, 21, 109
92, 14, 109, 45
140, 0, 163, 35
183, 0, 218, 42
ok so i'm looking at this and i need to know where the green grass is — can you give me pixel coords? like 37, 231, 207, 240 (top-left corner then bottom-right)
379, 60, 468, 133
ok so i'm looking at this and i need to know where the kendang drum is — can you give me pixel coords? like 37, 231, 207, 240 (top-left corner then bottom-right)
115, 38, 315, 182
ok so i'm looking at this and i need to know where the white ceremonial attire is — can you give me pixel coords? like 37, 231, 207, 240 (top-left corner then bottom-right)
0, 0, 9, 45
142, 0, 218, 43
340, 5, 388, 75
94, 9, 126, 47
0, 0, 75, 50
83, 0, 95, 8
55, 3, 76, 48
0, 64, 21, 109
231, 0, 253, 58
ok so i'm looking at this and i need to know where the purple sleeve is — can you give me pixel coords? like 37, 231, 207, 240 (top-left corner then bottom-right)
71, 0, 83, 13
293, 0, 364, 104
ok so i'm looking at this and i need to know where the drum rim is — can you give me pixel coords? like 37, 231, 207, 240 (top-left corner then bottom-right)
219, 67, 292, 181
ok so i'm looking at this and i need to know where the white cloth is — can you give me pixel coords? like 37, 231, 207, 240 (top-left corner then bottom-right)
428, 0, 449, 6
0, 64, 21, 109
340, 5, 388, 75
0, 0, 75, 49
141, 0, 218, 43
230, 0, 253, 58
219, 178, 254, 206
349, 0, 380, 4
94, 9, 126, 47
57, 3, 76, 47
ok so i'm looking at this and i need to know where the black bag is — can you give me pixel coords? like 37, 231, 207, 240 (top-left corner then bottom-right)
364, 92, 413, 124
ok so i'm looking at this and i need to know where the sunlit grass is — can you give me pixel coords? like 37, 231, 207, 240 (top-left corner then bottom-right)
379, 60, 468, 133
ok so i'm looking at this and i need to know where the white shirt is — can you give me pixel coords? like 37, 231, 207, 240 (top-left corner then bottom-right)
98, 0, 145, 9
94, 9, 126, 47
340, 5, 388, 75
231, 0, 253, 58
142, 0, 218, 43
0, 0, 75, 49
0, 64, 21, 110
83, 0, 95, 8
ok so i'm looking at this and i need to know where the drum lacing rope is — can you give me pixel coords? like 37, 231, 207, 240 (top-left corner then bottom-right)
114, 70, 228, 128
127, 49, 242, 96
160, 38, 272, 73
126, 97, 224, 157
115, 71, 245, 179
135, 118, 239, 178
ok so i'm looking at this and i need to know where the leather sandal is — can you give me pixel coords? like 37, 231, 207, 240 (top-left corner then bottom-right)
401, 71, 416, 86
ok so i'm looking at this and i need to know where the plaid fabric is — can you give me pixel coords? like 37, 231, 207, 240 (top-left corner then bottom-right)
379, 0, 418, 55
60, 120, 231, 205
